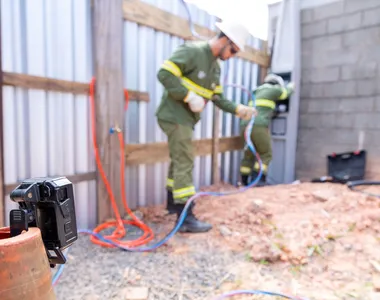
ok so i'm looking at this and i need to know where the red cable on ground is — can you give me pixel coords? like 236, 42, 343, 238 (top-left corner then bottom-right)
88, 77, 154, 248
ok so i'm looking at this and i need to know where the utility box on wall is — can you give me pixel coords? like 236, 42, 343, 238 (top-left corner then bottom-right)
266, 0, 301, 184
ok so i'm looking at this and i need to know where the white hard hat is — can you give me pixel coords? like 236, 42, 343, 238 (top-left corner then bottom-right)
215, 20, 250, 51
264, 73, 285, 87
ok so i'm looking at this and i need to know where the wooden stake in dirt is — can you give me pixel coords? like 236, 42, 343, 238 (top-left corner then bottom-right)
92, 0, 125, 222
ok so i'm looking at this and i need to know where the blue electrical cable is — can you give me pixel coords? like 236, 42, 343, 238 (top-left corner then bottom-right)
213, 289, 307, 300
51, 247, 70, 285
52, 2, 310, 299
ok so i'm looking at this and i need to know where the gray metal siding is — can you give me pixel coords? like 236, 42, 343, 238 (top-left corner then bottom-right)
1, 0, 96, 229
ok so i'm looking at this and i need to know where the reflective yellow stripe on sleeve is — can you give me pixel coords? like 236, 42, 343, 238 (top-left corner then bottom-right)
159, 60, 221, 100
181, 78, 214, 100
214, 85, 223, 94
248, 99, 276, 109
173, 186, 196, 199
279, 88, 289, 100
161, 60, 182, 77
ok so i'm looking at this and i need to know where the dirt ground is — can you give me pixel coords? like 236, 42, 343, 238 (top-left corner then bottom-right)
138, 182, 380, 299
54, 181, 380, 300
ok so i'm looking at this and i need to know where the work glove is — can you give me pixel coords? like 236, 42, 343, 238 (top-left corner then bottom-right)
184, 91, 206, 113
287, 82, 295, 90
235, 104, 258, 121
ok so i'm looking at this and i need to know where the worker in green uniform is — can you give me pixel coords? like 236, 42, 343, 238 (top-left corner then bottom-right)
156, 20, 257, 233
239, 73, 294, 186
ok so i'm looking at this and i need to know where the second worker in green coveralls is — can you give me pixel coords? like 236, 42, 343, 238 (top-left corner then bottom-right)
156, 20, 257, 233
239, 73, 294, 186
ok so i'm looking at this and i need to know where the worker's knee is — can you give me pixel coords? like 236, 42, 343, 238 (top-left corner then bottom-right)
164, 124, 193, 164
173, 185, 196, 203
264, 153, 272, 165
261, 150, 272, 165
240, 151, 255, 170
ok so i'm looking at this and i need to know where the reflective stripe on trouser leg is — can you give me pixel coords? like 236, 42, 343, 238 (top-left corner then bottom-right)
166, 178, 174, 191
240, 166, 252, 175
254, 161, 268, 174
157, 119, 195, 204
173, 186, 196, 203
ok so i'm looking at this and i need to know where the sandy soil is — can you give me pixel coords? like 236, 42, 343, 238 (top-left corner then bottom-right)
54, 181, 380, 300
138, 182, 380, 299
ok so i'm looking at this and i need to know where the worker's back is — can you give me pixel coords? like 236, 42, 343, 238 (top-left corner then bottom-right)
244, 83, 284, 127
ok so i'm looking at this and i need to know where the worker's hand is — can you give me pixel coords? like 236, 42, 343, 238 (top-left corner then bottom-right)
235, 104, 258, 120
287, 82, 295, 90
184, 91, 206, 113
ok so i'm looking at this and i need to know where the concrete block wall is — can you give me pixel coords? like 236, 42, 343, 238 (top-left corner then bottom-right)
298, 0, 380, 180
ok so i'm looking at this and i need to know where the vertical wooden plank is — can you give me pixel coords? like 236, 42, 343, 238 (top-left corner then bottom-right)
260, 67, 268, 84
92, 0, 124, 222
0, 1, 4, 227
211, 106, 220, 184
260, 40, 269, 84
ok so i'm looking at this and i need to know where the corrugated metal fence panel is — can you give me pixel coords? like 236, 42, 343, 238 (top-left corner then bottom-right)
1, 0, 96, 229
123, 0, 262, 209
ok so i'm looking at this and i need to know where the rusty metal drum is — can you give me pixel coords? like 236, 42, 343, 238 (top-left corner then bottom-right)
0, 227, 56, 300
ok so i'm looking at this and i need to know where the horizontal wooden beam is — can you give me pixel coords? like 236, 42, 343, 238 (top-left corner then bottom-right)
2, 72, 150, 102
122, 0, 270, 67
4, 171, 97, 195
125, 136, 244, 165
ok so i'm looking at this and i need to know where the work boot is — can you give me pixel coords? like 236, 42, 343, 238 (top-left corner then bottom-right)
176, 202, 212, 233
166, 190, 176, 214
251, 171, 267, 187
241, 175, 249, 186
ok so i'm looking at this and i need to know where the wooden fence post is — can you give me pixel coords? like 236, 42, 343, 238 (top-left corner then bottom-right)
92, 0, 125, 222
0, 1, 4, 227
260, 41, 269, 84
211, 106, 220, 184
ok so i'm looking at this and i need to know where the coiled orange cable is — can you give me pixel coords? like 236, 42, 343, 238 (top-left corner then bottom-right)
88, 77, 154, 248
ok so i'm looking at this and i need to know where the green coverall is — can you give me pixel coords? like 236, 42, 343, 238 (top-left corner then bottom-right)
239, 82, 294, 183
156, 41, 239, 204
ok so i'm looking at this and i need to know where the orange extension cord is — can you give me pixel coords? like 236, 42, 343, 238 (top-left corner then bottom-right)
88, 77, 154, 248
